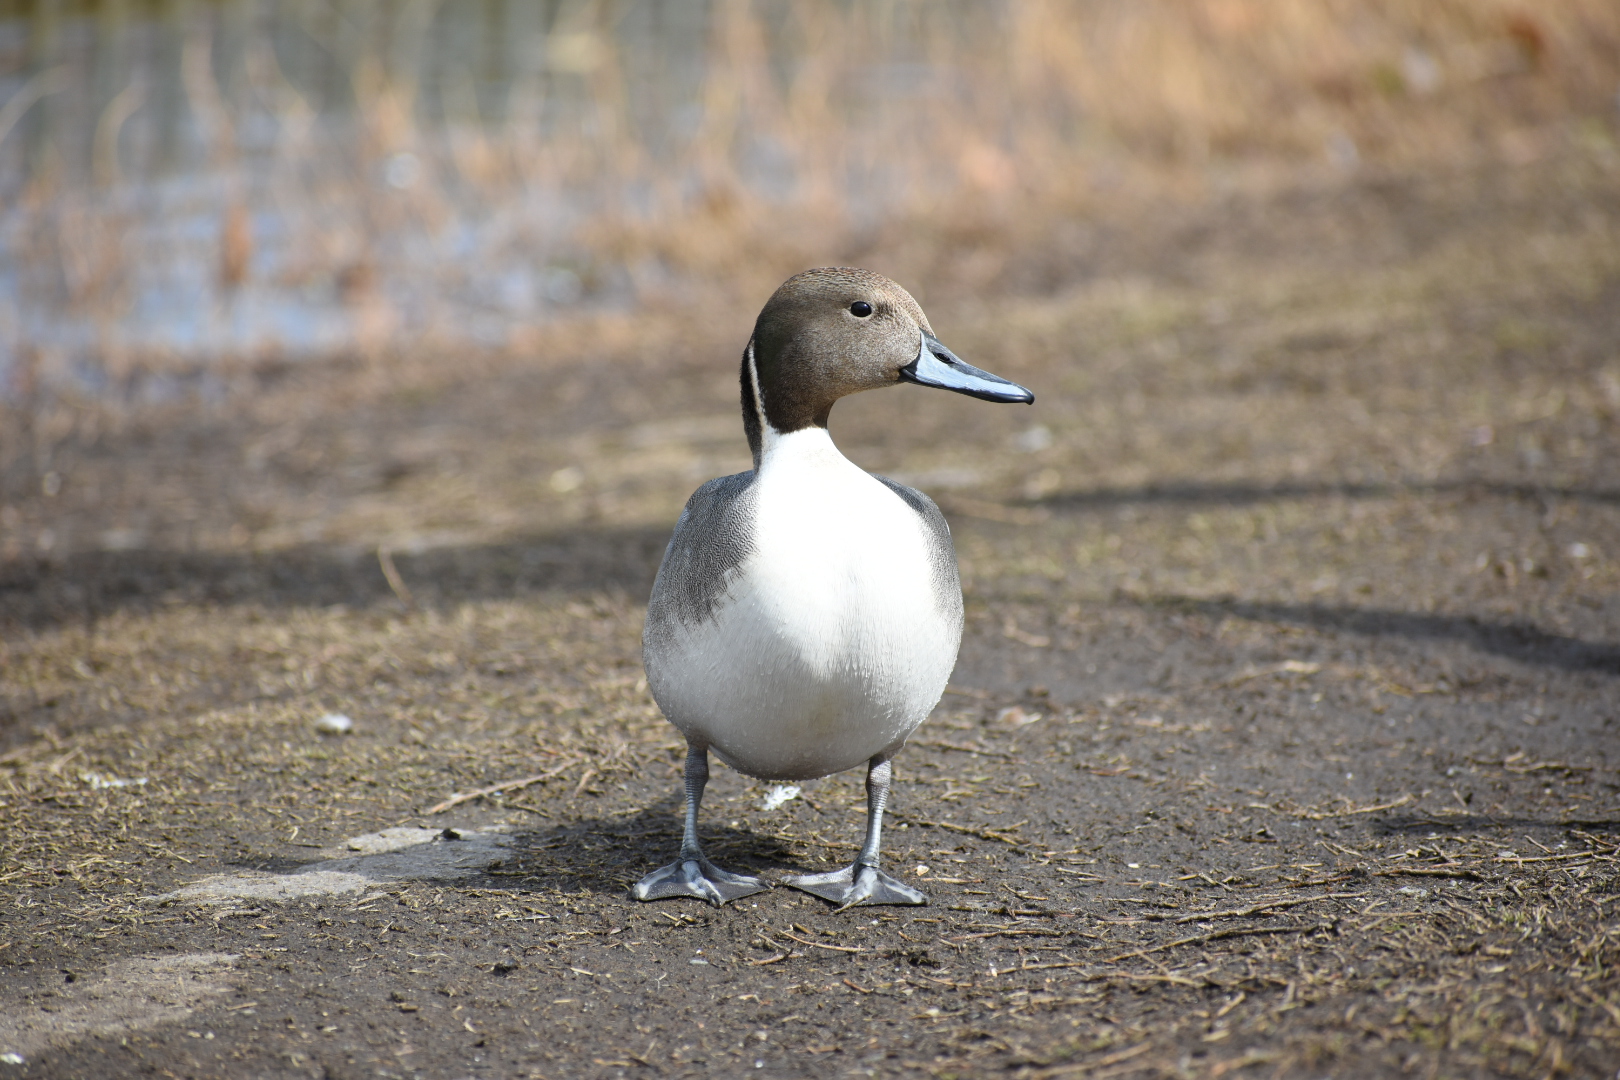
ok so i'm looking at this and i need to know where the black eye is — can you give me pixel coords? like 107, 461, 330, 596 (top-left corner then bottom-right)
849, 301, 873, 318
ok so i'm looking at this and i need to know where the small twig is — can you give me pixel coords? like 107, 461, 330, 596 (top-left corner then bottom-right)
1292, 794, 1414, 821
1174, 893, 1364, 924
1497, 850, 1600, 864
571, 767, 599, 799
1376, 867, 1485, 881
426, 758, 578, 814
1089, 1041, 1155, 1068
910, 972, 973, 988
776, 930, 864, 953
772, 833, 859, 850
950, 927, 1069, 942
1219, 660, 1321, 687
911, 740, 1015, 759
135, 840, 194, 864
900, 817, 1026, 847
1472, 757, 1593, 774
1105, 922, 1334, 963
1011, 959, 1100, 973
377, 545, 415, 610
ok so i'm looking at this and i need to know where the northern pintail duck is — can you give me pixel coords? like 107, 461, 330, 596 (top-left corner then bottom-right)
634, 267, 1033, 909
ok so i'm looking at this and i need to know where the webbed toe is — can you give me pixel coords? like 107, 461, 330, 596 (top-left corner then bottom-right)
633, 858, 766, 906
782, 864, 926, 909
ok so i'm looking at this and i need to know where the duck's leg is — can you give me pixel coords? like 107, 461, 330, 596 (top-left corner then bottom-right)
633, 740, 766, 906
783, 754, 927, 909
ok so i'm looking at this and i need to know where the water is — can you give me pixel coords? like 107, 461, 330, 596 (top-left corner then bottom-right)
0, 0, 1001, 401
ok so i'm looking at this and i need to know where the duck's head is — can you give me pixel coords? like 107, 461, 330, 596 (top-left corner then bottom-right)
742, 267, 1033, 461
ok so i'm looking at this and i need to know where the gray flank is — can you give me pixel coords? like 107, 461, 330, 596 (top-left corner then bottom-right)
643, 470, 760, 655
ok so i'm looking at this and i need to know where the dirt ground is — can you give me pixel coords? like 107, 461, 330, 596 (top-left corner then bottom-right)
3, 147, 1620, 1079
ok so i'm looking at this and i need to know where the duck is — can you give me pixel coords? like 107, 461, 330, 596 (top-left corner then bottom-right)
633, 267, 1033, 909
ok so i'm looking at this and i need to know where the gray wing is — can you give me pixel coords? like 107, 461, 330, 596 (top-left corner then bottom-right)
643, 471, 759, 654
873, 474, 963, 627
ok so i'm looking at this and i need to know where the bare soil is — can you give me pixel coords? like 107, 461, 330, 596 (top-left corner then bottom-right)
2, 149, 1619, 1079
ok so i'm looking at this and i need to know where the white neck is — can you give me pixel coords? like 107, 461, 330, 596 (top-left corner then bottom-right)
759, 424, 845, 473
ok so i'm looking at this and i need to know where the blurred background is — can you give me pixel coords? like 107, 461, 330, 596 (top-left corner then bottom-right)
2, 0, 1617, 402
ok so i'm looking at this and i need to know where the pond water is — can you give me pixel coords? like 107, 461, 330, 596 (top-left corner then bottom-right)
0, 0, 1000, 400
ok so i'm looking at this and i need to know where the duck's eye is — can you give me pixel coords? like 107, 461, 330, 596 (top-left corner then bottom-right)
849, 301, 873, 318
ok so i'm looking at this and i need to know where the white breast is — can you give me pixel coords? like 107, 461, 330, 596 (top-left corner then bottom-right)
647, 428, 960, 781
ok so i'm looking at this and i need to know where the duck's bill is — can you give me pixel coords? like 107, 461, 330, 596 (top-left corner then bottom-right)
899, 334, 1034, 404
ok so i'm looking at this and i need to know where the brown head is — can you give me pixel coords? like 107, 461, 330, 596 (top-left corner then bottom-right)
741, 267, 1032, 462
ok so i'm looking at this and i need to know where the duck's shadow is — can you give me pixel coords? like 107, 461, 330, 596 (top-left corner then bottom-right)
193, 800, 824, 906
489, 806, 812, 898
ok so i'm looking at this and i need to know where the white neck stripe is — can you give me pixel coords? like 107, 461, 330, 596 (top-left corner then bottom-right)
745, 340, 781, 457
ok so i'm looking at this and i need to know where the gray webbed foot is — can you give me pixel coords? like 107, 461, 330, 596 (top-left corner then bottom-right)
783, 864, 927, 910
634, 857, 766, 906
